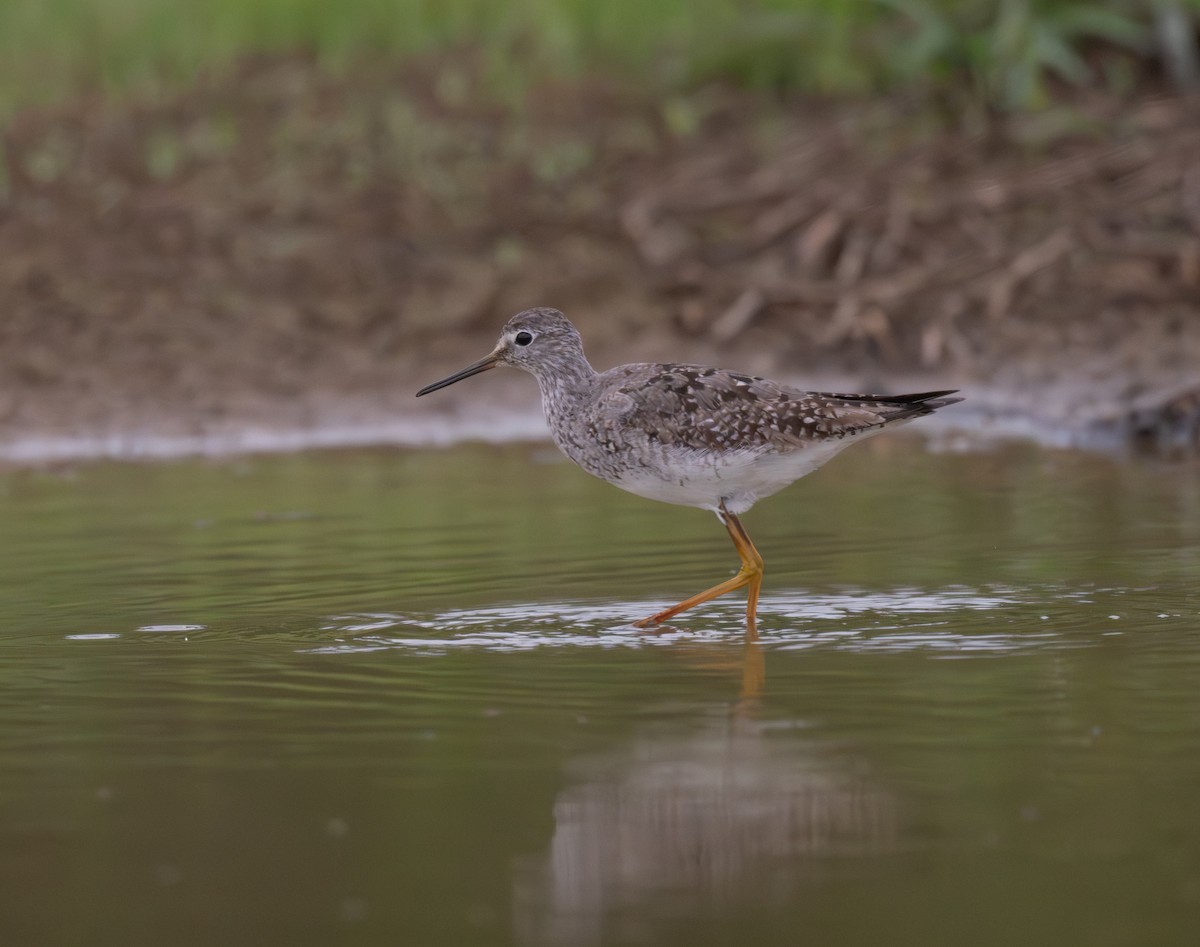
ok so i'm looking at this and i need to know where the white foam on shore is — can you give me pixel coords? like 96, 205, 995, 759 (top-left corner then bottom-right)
0, 405, 552, 464
0, 381, 1137, 466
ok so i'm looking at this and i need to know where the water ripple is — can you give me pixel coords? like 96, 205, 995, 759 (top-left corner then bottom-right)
310, 585, 1047, 655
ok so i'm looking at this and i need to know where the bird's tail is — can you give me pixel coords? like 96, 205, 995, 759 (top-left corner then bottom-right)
818, 389, 963, 423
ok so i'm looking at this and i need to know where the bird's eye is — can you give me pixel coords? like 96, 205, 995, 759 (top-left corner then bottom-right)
514, 331, 534, 346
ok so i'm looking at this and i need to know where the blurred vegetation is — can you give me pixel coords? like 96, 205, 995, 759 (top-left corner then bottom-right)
0, 0, 1197, 115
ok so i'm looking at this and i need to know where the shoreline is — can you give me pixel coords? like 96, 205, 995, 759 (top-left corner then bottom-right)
1, 68, 1197, 465
0, 377, 1169, 468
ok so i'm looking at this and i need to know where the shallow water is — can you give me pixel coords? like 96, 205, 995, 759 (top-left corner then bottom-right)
1, 439, 1198, 946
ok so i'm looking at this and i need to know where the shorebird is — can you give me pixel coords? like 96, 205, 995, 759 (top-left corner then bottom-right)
416, 308, 960, 636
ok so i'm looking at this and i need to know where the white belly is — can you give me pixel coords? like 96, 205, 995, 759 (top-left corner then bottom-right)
605, 437, 866, 514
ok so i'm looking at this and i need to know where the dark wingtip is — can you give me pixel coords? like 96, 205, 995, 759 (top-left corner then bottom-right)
887, 391, 963, 421
894, 389, 961, 404
916, 390, 963, 410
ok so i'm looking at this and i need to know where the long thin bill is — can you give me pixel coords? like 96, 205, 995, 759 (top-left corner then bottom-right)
415, 353, 500, 397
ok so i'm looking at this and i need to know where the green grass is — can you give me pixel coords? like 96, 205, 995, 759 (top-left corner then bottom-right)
0, 0, 1195, 113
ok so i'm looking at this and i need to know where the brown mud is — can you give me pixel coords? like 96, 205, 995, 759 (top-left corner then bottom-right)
1, 58, 1198, 460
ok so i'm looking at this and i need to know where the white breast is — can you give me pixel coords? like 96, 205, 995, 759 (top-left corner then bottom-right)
605, 436, 869, 514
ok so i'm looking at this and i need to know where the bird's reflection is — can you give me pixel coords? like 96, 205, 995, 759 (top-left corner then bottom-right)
637, 621, 766, 703
512, 641, 897, 946
740, 634, 766, 705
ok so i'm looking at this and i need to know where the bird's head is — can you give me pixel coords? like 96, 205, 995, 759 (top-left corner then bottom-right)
415, 308, 585, 396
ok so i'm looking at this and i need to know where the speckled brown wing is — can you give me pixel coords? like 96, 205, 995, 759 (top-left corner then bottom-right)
593, 364, 959, 453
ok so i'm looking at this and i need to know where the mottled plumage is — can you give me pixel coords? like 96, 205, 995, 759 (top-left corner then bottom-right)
416, 307, 961, 634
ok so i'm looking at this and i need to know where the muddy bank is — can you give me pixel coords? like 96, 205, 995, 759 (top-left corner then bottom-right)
1, 59, 1198, 461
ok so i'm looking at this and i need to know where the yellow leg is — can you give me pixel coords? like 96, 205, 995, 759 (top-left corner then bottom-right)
634, 501, 764, 638
727, 509, 764, 639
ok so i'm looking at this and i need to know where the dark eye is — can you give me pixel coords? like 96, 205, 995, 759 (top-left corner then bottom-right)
514, 331, 534, 346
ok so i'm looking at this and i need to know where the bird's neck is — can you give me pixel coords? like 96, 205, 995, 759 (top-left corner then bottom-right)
531, 351, 598, 427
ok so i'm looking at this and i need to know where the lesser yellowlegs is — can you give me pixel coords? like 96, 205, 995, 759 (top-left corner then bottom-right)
416, 308, 961, 636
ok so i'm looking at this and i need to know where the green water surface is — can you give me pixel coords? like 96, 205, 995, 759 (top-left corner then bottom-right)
1, 440, 1198, 946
